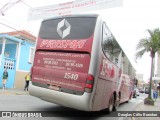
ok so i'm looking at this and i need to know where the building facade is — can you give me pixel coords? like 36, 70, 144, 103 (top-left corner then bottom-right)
0, 30, 36, 89
135, 73, 145, 88
156, 52, 160, 77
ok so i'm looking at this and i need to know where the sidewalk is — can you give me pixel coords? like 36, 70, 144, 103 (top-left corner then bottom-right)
133, 97, 160, 120
0, 88, 29, 95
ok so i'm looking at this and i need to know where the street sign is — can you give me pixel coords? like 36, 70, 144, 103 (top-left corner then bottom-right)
28, 0, 123, 21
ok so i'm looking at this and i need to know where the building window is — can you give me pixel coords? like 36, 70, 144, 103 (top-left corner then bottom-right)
4, 52, 10, 58
28, 47, 35, 64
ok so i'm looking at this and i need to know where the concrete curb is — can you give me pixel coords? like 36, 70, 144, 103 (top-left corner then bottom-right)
0, 89, 29, 95
131, 98, 160, 120
131, 101, 144, 120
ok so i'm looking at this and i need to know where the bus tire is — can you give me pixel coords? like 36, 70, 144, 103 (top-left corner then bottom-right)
107, 95, 114, 113
113, 95, 120, 111
126, 93, 132, 103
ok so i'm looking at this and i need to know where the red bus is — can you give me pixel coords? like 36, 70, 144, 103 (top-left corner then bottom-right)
29, 14, 135, 112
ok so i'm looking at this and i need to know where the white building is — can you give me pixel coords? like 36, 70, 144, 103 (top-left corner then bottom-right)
155, 52, 160, 77
153, 52, 160, 84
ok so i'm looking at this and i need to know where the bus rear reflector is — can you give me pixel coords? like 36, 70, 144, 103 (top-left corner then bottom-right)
87, 75, 94, 81
85, 84, 93, 89
85, 74, 94, 93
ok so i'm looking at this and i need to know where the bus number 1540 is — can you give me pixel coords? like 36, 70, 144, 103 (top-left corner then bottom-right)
64, 73, 79, 80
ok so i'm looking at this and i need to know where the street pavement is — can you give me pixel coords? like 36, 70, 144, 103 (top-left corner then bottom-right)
0, 88, 159, 120
0, 88, 29, 95
133, 96, 160, 120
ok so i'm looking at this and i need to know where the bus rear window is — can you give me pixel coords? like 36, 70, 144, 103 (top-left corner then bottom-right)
39, 17, 97, 40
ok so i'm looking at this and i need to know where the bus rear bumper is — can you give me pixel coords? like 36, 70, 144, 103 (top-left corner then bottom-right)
29, 82, 92, 111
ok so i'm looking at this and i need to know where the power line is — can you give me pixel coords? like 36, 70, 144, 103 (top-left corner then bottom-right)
20, 0, 32, 8
0, 0, 37, 37
0, 0, 36, 35
0, 22, 18, 31
0, 22, 37, 39
0, 0, 24, 16
0, 17, 23, 29
0, 17, 37, 35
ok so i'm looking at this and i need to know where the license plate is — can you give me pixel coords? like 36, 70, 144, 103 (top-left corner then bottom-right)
48, 85, 60, 91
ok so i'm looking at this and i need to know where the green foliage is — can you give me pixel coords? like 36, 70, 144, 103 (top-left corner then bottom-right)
135, 28, 160, 101
135, 28, 160, 59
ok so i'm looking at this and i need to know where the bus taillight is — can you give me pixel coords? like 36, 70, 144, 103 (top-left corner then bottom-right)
85, 74, 94, 93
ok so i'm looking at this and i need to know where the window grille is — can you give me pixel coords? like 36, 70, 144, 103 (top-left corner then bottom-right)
4, 59, 15, 70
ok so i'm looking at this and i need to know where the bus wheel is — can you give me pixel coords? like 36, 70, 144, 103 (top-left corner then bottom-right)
113, 96, 120, 111
126, 93, 132, 103
107, 95, 114, 113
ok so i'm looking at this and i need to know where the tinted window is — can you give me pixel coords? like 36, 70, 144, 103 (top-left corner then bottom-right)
102, 23, 134, 75
102, 23, 122, 64
39, 17, 97, 40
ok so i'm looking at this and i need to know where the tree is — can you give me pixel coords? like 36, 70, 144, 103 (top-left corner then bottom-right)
135, 28, 160, 104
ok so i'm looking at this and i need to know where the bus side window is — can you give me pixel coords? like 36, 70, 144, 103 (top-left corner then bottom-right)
102, 23, 121, 64
115, 58, 118, 64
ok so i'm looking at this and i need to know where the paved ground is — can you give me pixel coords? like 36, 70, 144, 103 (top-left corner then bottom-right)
1, 88, 159, 120
133, 96, 160, 120
0, 88, 29, 95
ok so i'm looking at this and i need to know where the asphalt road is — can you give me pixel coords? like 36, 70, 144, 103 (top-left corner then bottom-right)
0, 92, 147, 120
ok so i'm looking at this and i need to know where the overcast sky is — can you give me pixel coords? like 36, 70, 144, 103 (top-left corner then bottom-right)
0, 0, 160, 81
